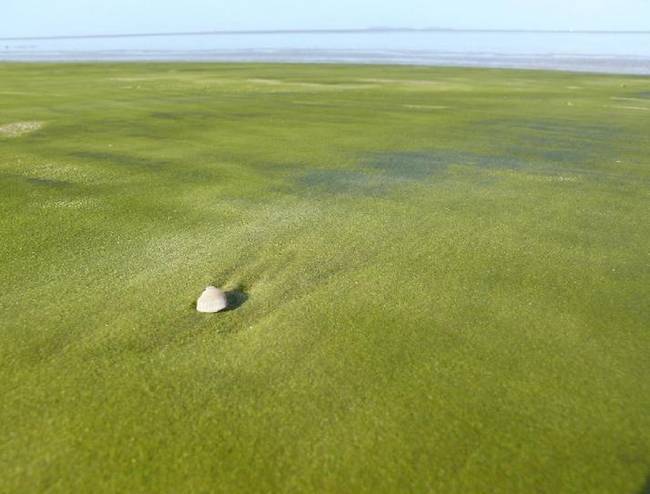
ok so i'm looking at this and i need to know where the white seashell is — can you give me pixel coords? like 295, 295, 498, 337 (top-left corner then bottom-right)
196, 286, 227, 313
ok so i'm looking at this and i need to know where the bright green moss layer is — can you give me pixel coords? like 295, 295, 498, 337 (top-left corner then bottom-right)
1, 63, 649, 493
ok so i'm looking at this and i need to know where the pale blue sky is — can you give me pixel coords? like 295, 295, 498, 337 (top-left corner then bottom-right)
2, 0, 650, 37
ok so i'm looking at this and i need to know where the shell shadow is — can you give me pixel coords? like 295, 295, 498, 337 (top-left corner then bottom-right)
639, 475, 650, 494
223, 289, 248, 312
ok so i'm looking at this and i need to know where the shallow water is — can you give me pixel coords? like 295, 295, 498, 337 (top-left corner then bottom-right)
2, 30, 650, 74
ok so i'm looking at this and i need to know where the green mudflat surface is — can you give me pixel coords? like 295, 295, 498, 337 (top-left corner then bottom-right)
1, 63, 649, 493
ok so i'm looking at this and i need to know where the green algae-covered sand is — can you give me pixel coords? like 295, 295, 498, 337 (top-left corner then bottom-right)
1, 63, 649, 493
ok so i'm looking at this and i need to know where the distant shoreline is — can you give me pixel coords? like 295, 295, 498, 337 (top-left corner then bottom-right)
2, 50, 649, 76
3, 27, 650, 42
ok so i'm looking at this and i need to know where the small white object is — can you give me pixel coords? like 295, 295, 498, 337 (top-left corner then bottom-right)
196, 286, 227, 313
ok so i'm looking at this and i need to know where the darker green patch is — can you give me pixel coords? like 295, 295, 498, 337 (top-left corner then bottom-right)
509, 144, 588, 165
474, 117, 621, 166
0, 172, 73, 189
367, 150, 531, 178
291, 101, 338, 108
26, 177, 72, 188
295, 151, 532, 197
297, 169, 387, 196
510, 120, 618, 139
366, 151, 457, 179
150, 112, 180, 120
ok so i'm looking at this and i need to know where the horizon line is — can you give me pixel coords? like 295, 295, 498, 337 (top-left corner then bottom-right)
2, 26, 650, 42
